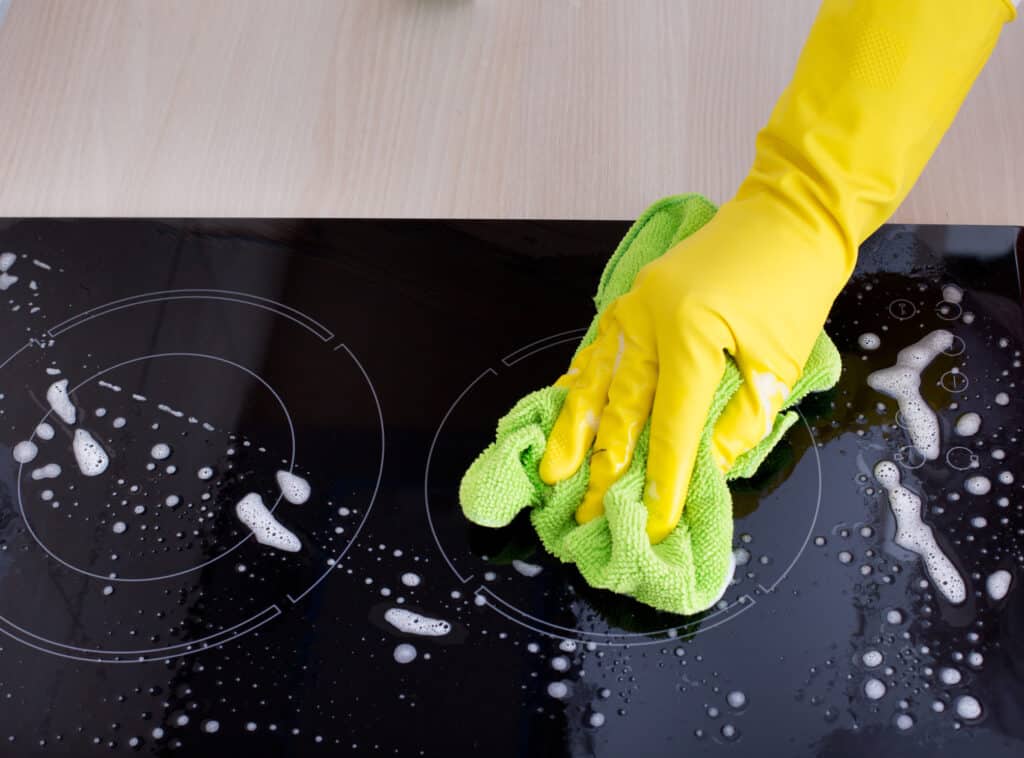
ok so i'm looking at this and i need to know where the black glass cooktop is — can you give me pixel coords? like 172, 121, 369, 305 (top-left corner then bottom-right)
0, 218, 1021, 757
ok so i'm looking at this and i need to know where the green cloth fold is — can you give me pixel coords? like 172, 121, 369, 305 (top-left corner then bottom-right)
459, 194, 841, 615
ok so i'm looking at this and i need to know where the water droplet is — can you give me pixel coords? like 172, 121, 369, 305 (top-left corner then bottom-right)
862, 650, 883, 668
393, 643, 417, 664
547, 681, 569, 699
726, 691, 746, 709
895, 713, 914, 730
864, 678, 887, 700
955, 695, 982, 721
551, 656, 570, 672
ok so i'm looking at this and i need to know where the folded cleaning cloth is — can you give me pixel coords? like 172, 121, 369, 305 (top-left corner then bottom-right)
460, 194, 841, 615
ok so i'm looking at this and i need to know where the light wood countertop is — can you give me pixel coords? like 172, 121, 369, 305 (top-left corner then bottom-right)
1, 0, 1021, 221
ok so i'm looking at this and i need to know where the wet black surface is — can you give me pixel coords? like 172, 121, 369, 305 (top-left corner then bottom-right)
0, 218, 1021, 756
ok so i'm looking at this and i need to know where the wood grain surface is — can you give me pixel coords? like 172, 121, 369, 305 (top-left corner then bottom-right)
0, 0, 1021, 221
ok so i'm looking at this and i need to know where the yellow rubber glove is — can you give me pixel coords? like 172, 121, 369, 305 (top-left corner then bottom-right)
539, 0, 1016, 544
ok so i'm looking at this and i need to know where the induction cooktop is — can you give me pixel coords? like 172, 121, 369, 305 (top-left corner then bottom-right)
0, 218, 1021, 757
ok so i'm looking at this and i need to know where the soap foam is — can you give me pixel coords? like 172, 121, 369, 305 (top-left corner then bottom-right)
157, 403, 184, 418
985, 569, 1012, 601
35, 422, 55, 440
235, 493, 301, 553
12, 440, 38, 464
874, 461, 965, 604
867, 330, 953, 460
857, 333, 881, 351
954, 412, 981, 436
0, 252, 15, 272
72, 429, 109, 476
275, 470, 311, 505
31, 463, 61, 480
383, 608, 451, 637
46, 379, 77, 425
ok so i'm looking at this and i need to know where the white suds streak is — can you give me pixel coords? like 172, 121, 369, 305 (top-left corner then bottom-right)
275, 470, 311, 505
46, 379, 77, 425
157, 403, 184, 418
383, 608, 451, 637
874, 461, 965, 604
235, 493, 301, 552
867, 330, 953, 460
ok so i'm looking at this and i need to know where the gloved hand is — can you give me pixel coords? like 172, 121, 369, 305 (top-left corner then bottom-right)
539, 0, 1015, 544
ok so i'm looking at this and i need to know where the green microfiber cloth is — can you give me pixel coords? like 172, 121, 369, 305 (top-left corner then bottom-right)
459, 194, 841, 615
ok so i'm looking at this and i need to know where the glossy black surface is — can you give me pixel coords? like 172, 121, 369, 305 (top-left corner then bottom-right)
0, 218, 1021, 756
